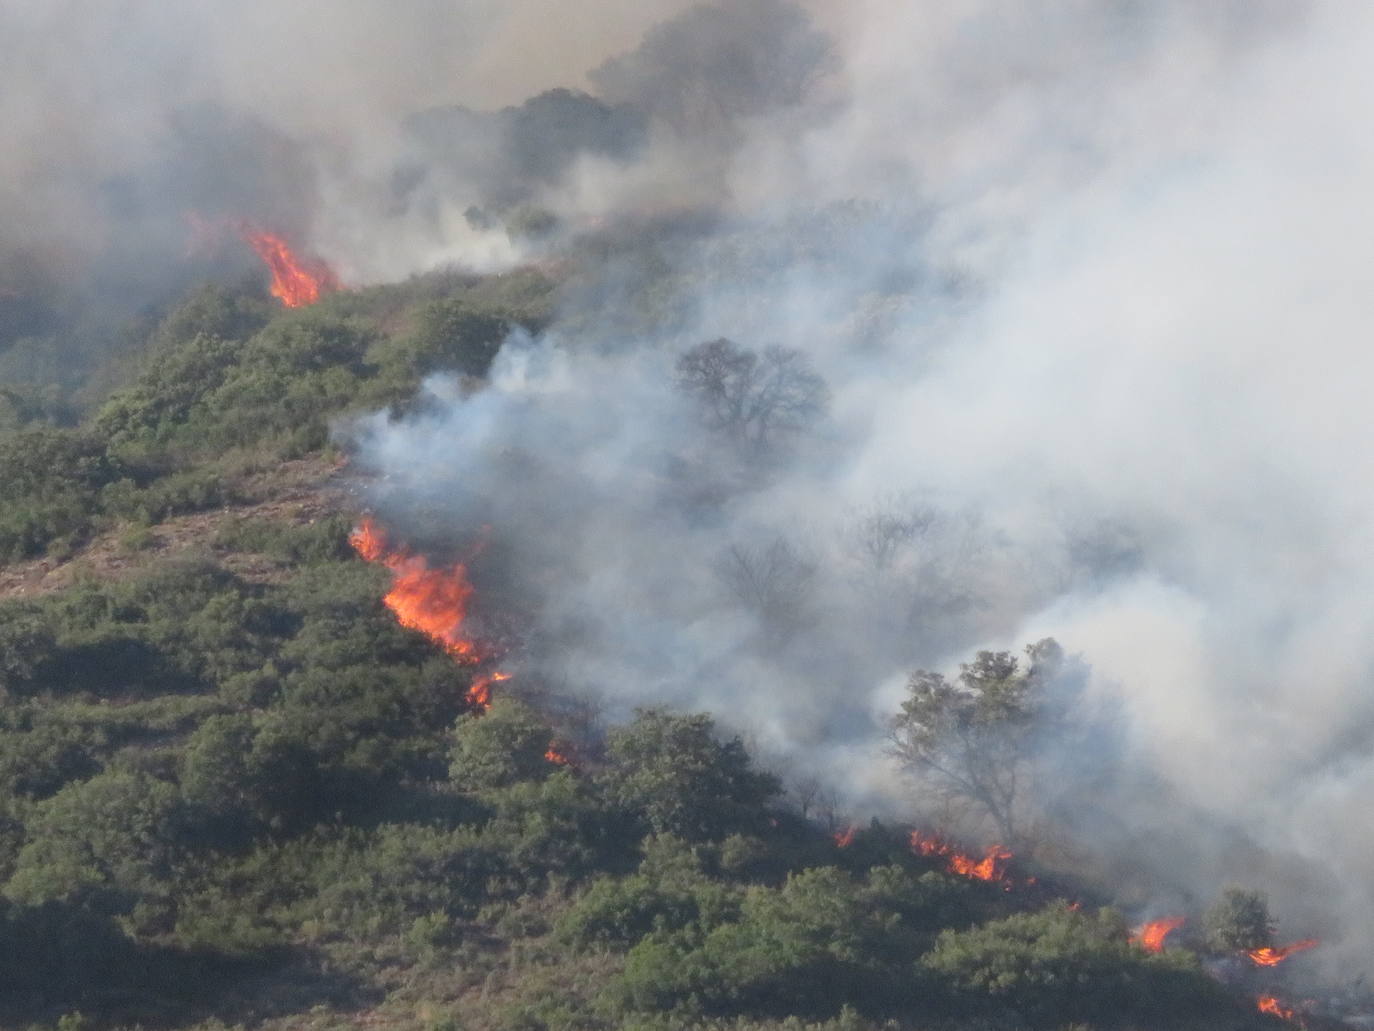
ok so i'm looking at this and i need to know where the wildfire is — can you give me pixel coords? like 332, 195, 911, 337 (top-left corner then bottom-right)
910, 831, 1013, 884
242, 226, 337, 307
350, 516, 505, 710
1246, 939, 1319, 967
1131, 916, 1186, 953
1256, 995, 1298, 1022
834, 826, 857, 848
545, 745, 571, 766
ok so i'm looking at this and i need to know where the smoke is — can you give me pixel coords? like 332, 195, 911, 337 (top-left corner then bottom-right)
340, 0, 1374, 968
8, 0, 1374, 973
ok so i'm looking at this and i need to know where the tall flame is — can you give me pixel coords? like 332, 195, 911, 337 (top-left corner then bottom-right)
910, 831, 1013, 884
1246, 939, 1319, 967
1131, 917, 1185, 953
350, 516, 502, 710
242, 227, 338, 307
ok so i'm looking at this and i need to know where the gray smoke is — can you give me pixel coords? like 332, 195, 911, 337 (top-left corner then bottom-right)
7, 0, 1372, 975
347, 0, 1374, 972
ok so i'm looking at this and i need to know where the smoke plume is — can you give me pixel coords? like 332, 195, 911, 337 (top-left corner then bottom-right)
8, 0, 1374, 973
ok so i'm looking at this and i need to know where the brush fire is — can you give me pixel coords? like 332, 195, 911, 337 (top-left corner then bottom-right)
350, 515, 505, 711
1131, 916, 1185, 953
909, 831, 1014, 885
242, 226, 338, 307
1256, 994, 1299, 1022
1248, 939, 1320, 968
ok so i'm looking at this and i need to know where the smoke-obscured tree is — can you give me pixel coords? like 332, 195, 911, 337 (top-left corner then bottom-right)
716, 536, 816, 644
889, 639, 1092, 848
600, 708, 781, 841
676, 338, 829, 457
1203, 887, 1275, 952
849, 502, 935, 575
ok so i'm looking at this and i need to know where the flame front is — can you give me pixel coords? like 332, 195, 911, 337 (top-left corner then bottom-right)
910, 831, 1013, 884
350, 516, 504, 711
1246, 939, 1319, 967
1132, 917, 1185, 953
242, 227, 338, 307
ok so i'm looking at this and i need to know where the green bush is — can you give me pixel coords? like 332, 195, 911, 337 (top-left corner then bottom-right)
6, 770, 182, 919
450, 696, 559, 791
921, 905, 1232, 1028
599, 709, 781, 842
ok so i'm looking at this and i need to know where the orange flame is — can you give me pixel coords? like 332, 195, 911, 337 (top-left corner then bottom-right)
1257, 995, 1297, 1022
1246, 939, 1319, 967
242, 227, 337, 307
1131, 917, 1185, 953
834, 826, 857, 848
910, 831, 1013, 884
350, 516, 506, 710
545, 745, 571, 766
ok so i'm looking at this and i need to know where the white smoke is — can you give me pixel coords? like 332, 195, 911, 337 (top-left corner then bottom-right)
8, 0, 1372, 973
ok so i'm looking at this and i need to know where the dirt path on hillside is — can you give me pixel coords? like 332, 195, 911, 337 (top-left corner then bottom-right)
0, 457, 371, 601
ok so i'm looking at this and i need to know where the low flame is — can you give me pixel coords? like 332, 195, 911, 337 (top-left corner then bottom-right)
834, 826, 857, 848
545, 745, 571, 766
1256, 995, 1297, 1022
910, 831, 1013, 884
1246, 939, 1319, 967
242, 226, 338, 307
350, 516, 505, 711
1131, 917, 1186, 953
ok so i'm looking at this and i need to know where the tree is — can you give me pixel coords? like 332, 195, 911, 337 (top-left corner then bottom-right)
6, 771, 181, 919
716, 536, 816, 644
449, 696, 556, 791
676, 338, 828, 456
600, 709, 781, 841
1203, 886, 1274, 952
889, 639, 1089, 847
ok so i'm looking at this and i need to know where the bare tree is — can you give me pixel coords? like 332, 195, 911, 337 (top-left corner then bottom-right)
676, 338, 828, 456
716, 536, 817, 644
848, 498, 938, 575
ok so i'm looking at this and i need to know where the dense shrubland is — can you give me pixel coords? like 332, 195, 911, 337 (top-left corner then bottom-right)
0, 272, 1274, 1031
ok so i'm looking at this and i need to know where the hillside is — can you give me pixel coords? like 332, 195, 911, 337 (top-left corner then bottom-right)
0, 262, 1320, 1031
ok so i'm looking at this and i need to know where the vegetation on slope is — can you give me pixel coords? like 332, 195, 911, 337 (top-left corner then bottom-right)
0, 272, 1282, 1031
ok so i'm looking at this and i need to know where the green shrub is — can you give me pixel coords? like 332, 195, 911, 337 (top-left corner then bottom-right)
920, 905, 1232, 1028
599, 709, 781, 842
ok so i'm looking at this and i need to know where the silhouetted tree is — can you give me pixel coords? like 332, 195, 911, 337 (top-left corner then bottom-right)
676, 338, 828, 456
